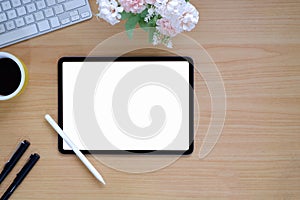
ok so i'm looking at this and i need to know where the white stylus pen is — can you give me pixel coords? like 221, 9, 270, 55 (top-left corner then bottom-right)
45, 114, 106, 185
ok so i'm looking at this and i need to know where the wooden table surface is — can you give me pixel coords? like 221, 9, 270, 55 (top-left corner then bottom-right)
1, 0, 300, 199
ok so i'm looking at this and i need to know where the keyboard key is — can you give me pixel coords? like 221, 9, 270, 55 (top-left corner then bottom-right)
26, 3, 36, 13
44, 8, 54, 17
0, 24, 38, 46
58, 11, 68, 18
63, 0, 85, 11
1, 1, 11, 11
69, 10, 78, 16
54, 4, 63, 14
71, 15, 79, 21
11, 0, 21, 7
24, 14, 34, 24
7, 10, 17, 20
80, 11, 90, 19
0, 24, 5, 33
22, 0, 31, 4
46, 0, 55, 6
0, 13, 7, 23
17, 6, 27, 16
15, 17, 25, 27
49, 16, 60, 28
61, 17, 70, 25
37, 20, 50, 31
36, 0, 46, 9
5, 21, 15, 30
34, 11, 44, 21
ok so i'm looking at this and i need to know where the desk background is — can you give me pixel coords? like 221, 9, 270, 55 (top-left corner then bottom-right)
0, 0, 300, 199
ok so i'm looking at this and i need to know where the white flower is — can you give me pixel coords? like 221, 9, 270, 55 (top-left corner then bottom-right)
154, 0, 186, 18
145, 0, 156, 5
177, 2, 199, 31
144, 7, 155, 22
96, 0, 124, 25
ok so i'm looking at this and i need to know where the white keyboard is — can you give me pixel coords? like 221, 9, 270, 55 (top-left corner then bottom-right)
0, 0, 92, 48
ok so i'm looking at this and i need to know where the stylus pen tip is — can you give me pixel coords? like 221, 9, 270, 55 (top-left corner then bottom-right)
98, 176, 106, 185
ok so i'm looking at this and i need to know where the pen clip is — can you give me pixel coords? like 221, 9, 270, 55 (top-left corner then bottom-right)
4, 140, 30, 169
6, 142, 21, 163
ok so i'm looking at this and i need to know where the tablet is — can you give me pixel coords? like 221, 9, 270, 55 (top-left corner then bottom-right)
58, 57, 194, 154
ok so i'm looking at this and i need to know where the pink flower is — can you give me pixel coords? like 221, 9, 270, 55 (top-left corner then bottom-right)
119, 0, 146, 14
156, 18, 180, 37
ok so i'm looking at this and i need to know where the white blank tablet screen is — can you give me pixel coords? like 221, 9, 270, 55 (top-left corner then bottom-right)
62, 61, 190, 151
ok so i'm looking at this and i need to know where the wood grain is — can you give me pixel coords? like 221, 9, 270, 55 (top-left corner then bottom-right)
0, 0, 300, 199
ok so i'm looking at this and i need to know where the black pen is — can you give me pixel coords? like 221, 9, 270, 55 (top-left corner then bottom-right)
0, 153, 40, 200
0, 140, 30, 184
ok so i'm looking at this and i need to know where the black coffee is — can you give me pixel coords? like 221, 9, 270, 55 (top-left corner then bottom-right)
0, 58, 21, 96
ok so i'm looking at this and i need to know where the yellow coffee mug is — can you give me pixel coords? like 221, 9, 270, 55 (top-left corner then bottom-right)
0, 52, 28, 101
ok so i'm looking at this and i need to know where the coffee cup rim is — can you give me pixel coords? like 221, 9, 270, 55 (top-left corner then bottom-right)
0, 52, 26, 100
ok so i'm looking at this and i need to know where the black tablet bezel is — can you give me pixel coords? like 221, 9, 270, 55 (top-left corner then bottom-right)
58, 56, 194, 155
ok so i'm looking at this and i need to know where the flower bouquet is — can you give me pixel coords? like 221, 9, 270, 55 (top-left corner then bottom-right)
96, 0, 199, 48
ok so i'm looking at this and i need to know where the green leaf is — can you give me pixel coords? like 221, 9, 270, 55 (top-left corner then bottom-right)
121, 11, 132, 20
125, 14, 139, 39
148, 15, 158, 27
140, 9, 148, 18
139, 19, 149, 31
